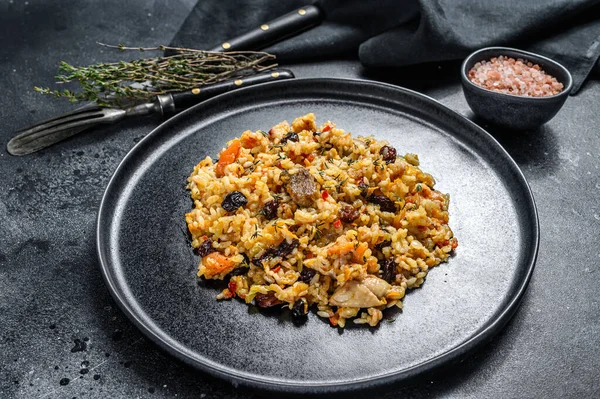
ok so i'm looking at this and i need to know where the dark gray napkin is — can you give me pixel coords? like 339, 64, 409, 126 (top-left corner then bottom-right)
170, 0, 600, 94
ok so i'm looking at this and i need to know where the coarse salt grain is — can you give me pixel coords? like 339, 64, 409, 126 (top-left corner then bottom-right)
468, 55, 563, 97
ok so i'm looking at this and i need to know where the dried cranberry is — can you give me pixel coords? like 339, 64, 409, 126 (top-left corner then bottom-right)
195, 238, 214, 257
380, 145, 397, 163
291, 299, 308, 319
298, 268, 316, 283
281, 132, 299, 144
338, 204, 360, 223
367, 190, 397, 213
379, 258, 397, 283
261, 199, 279, 220
255, 292, 282, 308
221, 191, 247, 212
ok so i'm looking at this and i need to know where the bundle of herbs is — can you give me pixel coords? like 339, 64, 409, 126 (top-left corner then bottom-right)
34, 43, 276, 107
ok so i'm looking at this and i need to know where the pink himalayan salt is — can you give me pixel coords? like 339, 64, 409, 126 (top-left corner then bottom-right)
468, 55, 564, 97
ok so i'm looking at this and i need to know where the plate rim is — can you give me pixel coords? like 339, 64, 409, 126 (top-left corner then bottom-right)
96, 77, 539, 393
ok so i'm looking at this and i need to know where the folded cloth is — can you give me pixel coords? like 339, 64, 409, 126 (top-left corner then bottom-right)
170, 0, 600, 94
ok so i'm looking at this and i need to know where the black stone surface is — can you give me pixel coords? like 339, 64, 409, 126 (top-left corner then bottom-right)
1, 1, 599, 398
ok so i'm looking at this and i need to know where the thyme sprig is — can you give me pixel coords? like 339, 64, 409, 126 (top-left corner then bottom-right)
34, 43, 277, 107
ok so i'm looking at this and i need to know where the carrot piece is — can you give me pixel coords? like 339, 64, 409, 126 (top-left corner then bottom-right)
203, 252, 236, 278
329, 315, 338, 326
451, 238, 459, 250
354, 242, 368, 263
327, 242, 355, 255
216, 139, 241, 177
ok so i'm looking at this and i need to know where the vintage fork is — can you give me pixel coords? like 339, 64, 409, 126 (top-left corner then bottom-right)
7, 69, 294, 155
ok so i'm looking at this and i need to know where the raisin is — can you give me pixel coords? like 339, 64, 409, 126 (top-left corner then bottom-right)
358, 181, 369, 197
338, 204, 360, 223
298, 268, 316, 283
252, 239, 300, 266
261, 199, 279, 220
221, 191, 247, 212
241, 253, 251, 265
255, 292, 282, 308
196, 238, 214, 257
367, 189, 396, 213
273, 238, 299, 258
230, 266, 249, 276
380, 145, 397, 163
379, 258, 397, 283
374, 240, 392, 251
291, 299, 308, 319
281, 132, 299, 144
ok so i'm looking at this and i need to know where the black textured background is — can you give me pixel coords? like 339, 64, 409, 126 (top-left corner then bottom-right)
1, 1, 599, 398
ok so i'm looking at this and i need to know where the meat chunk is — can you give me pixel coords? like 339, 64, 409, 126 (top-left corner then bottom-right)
286, 168, 317, 207
361, 275, 391, 298
329, 280, 384, 308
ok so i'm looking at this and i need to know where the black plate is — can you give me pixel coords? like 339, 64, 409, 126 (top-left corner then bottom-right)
97, 78, 538, 393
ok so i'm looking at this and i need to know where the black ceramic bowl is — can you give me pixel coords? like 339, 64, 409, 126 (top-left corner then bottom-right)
461, 47, 573, 130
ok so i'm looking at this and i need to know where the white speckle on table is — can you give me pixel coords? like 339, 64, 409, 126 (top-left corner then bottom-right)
571, 208, 581, 216
148, 13, 152, 17
594, 213, 600, 221
549, 175, 562, 184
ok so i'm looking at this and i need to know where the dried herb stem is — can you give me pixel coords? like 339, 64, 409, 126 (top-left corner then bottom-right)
34, 43, 277, 107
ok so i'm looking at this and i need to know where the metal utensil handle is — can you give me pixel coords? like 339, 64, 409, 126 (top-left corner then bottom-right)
165, 69, 294, 112
208, 5, 323, 52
